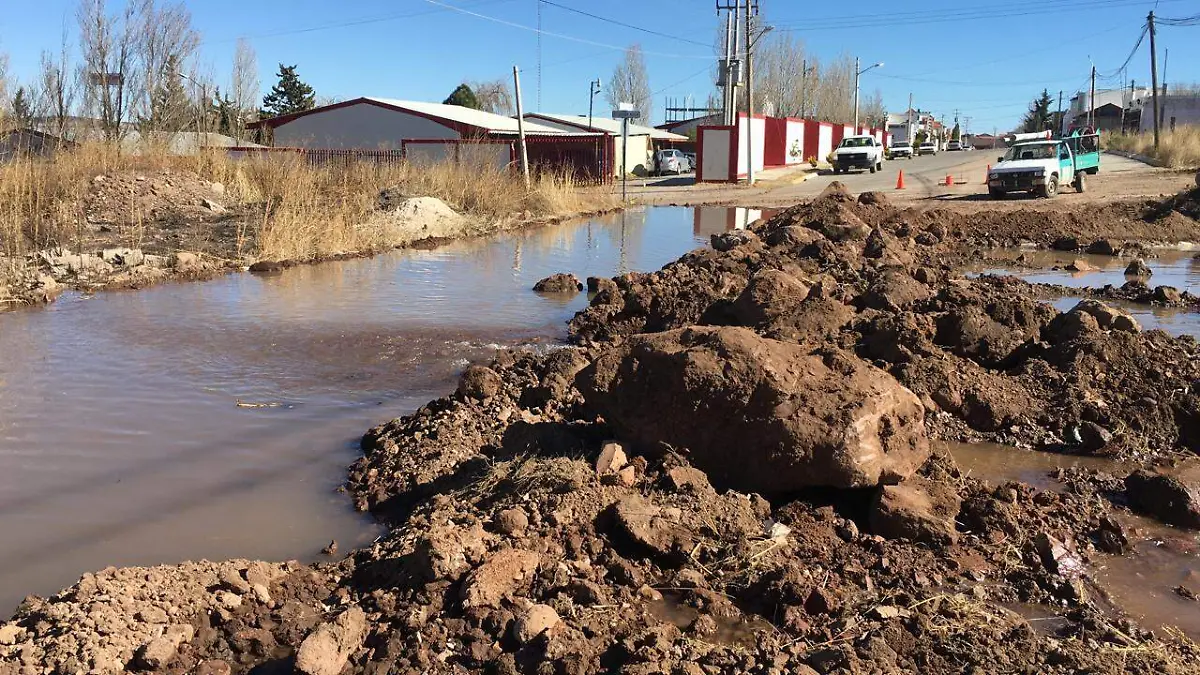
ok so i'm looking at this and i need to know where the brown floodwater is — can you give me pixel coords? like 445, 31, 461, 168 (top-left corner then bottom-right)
0, 206, 760, 615
944, 441, 1200, 640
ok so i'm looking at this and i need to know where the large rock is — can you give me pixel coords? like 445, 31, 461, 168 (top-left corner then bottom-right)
869, 477, 961, 545
577, 327, 929, 492
460, 549, 541, 608
295, 607, 368, 675
1125, 470, 1200, 529
731, 268, 811, 327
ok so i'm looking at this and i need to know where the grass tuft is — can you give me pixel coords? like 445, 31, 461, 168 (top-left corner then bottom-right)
1104, 127, 1200, 169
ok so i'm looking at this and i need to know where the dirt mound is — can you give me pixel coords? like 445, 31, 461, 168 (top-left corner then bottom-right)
364, 196, 474, 246
532, 273, 583, 294
85, 170, 229, 228
578, 326, 930, 492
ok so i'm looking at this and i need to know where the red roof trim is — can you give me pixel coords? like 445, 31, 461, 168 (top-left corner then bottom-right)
248, 97, 479, 136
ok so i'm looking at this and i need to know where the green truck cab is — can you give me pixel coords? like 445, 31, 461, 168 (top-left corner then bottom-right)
988, 128, 1100, 199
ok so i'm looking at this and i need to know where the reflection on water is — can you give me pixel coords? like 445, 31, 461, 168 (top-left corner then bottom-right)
0, 206, 737, 614
943, 441, 1200, 640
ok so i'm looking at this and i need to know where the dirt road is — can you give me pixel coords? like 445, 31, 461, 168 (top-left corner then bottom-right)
629, 151, 1197, 211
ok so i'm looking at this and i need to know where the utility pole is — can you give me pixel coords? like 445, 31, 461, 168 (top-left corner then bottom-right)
745, 0, 755, 184
907, 92, 913, 142
853, 56, 860, 129
1089, 65, 1096, 129
723, 11, 733, 124
1161, 48, 1169, 129
801, 59, 807, 119
513, 66, 530, 188
1056, 90, 1063, 134
1149, 10, 1160, 149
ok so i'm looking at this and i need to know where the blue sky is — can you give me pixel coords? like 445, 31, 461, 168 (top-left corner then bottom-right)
3, 0, 1198, 131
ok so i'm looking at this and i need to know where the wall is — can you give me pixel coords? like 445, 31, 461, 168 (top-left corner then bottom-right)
784, 119, 806, 165
273, 101, 460, 149
697, 126, 734, 182
614, 134, 651, 176
1141, 94, 1200, 133
735, 114, 766, 178
764, 118, 787, 167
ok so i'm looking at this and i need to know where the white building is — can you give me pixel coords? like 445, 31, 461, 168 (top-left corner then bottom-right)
1139, 92, 1200, 133
523, 113, 688, 177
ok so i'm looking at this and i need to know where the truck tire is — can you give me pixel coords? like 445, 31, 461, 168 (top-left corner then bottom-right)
869, 164, 877, 174
1037, 175, 1059, 198
876, 160, 883, 172
988, 188, 1006, 199
1073, 172, 1087, 193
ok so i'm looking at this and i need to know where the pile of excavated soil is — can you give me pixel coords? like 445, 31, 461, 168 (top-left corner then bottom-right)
7, 184, 1200, 674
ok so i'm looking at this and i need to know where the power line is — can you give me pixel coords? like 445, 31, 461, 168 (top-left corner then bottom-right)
420, 0, 712, 59
1157, 12, 1200, 25
772, 0, 1190, 31
649, 64, 714, 98
537, 0, 712, 48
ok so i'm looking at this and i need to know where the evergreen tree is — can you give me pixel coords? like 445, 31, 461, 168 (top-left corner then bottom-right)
950, 122, 961, 141
443, 83, 480, 109
143, 56, 191, 132
260, 64, 315, 118
11, 87, 33, 127
1020, 89, 1054, 133
209, 87, 237, 136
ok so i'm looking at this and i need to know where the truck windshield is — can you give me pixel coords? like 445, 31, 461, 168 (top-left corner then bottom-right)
839, 138, 873, 148
892, 141, 909, 147
1004, 144, 1057, 161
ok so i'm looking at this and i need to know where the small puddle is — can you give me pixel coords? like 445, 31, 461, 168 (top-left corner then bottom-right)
648, 591, 773, 648
0, 206, 749, 614
944, 441, 1200, 640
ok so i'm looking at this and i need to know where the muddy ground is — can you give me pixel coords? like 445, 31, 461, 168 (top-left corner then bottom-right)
5, 184, 1200, 674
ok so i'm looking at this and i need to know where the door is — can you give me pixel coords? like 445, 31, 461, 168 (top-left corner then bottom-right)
1057, 143, 1074, 183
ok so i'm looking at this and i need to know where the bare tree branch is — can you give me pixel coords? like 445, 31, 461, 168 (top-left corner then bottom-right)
605, 45, 651, 124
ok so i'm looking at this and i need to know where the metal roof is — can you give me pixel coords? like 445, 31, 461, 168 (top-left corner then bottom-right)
364, 98, 571, 135
524, 113, 688, 140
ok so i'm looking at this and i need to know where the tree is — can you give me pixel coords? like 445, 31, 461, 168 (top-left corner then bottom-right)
1021, 89, 1054, 133
468, 79, 512, 115
950, 122, 961, 141
752, 32, 806, 117
606, 45, 651, 124
77, 0, 139, 142
230, 38, 258, 138
39, 23, 78, 140
0, 46, 9, 122
11, 87, 35, 127
140, 53, 190, 132
131, 0, 199, 133
209, 87, 237, 136
443, 83, 479, 109
260, 64, 315, 118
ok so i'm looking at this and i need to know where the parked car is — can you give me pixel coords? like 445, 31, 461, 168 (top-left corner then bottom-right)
830, 135, 885, 173
947, 140, 962, 151
918, 142, 938, 156
886, 141, 914, 160
653, 149, 690, 175
684, 152, 697, 171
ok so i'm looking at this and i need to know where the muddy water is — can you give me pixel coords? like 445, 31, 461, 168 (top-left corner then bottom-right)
944, 442, 1200, 640
976, 249, 1200, 337
0, 206, 755, 614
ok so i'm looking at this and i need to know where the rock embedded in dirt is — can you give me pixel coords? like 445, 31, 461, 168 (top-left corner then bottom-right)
869, 477, 961, 545
1086, 239, 1121, 256
514, 604, 561, 643
1124, 470, 1200, 529
711, 229, 759, 252
858, 191, 890, 207
1066, 258, 1097, 272
1153, 285, 1182, 304
731, 268, 811, 327
612, 494, 695, 557
1055, 299, 1141, 335
578, 326, 930, 492
1125, 258, 1153, 277
533, 273, 584, 294
595, 440, 628, 474
460, 548, 541, 608
495, 507, 529, 535
457, 364, 502, 400
1052, 236, 1081, 251
295, 607, 368, 675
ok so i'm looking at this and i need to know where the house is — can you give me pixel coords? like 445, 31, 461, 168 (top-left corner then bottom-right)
523, 113, 688, 177
249, 97, 611, 180
1067, 87, 1151, 133
656, 114, 722, 140
0, 127, 74, 162
1139, 91, 1200, 133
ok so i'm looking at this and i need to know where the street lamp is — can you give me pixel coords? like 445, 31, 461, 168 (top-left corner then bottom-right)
853, 58, 884, 129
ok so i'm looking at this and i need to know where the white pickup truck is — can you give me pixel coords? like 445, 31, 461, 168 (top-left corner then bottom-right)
831, 135, 885, 174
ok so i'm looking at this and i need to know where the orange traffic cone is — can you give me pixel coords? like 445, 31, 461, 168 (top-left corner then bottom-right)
895, 170, 905, 190
982, 164, 991, 185
944, 174, 954, 186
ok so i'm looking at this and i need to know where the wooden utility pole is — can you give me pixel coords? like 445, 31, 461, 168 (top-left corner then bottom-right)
745, 0, 755, 185
1089, 65, 1096, 129
513, 66, 530, 188
1149, 11, 1160, 149
1056, 90, 1063, 134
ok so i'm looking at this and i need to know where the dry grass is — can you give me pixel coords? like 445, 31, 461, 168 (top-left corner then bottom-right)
1, 141, 618, 263
1104, 127, 1200, 169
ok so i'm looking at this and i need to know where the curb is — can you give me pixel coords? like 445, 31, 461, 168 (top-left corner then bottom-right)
1104, 149, 1167, 168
